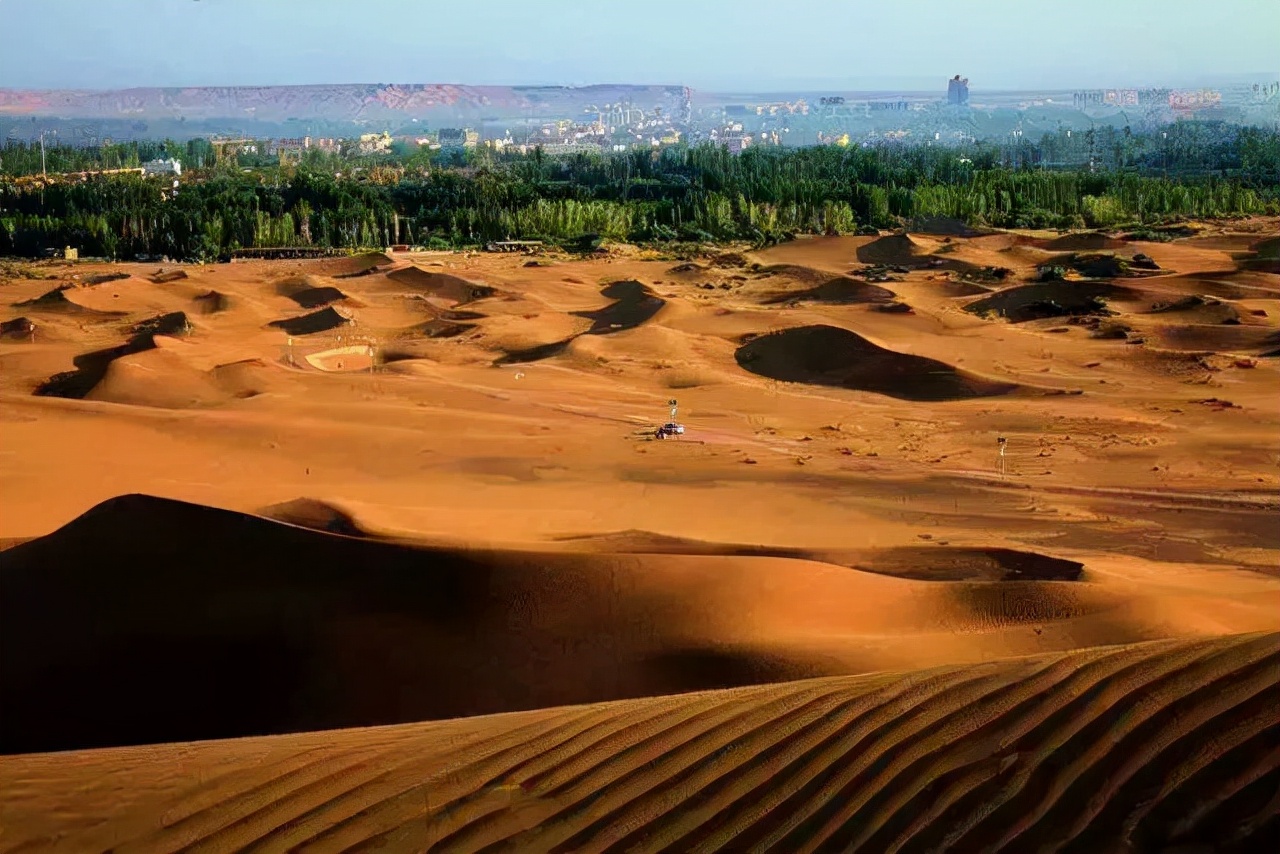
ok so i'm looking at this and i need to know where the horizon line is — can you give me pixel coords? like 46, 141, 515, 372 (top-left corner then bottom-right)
2, 77, 1275, 96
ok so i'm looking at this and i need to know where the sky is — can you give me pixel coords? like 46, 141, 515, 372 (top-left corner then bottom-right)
0, 0, 1276, 92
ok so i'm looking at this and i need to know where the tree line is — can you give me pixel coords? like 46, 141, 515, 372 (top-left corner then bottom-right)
1, 124, 1277, 261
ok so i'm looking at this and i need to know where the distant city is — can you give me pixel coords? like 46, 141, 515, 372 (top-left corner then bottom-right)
1, 76, 1277, 161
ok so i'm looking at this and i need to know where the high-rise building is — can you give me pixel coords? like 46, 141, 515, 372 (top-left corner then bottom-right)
947, 75, 970, 106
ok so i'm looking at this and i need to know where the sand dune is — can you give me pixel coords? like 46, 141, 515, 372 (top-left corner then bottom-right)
190, 288, 232, 313
909, 215, 995, 237
3, 220, 1280, 848
489, 280, 666, 364
274, 273, 355, 309
760, 274, 897, 306
735, 324, 1022, 401
965, 281, 1140, 323
64, 275, 196, 315
259, 496, 371, 536
83, 348, 277, 409
320, 250, 393, 277
1145, 294, 1243, 325
149, 268, 189, 284
572, 279, 667, 334
268, 305, 354, 335
8, 492, 1263, 755
0, 315, 36, 338
856, 232, 943, 265
3, 633, 1275, 853
13, 283, 128, 314
386, 265, 497, 305
32, 311, 193, 398
1041, 232, 1129, 251
554, 531, 1085, 582
1147, 271, 1280, 302
1144, 323, 1280, 355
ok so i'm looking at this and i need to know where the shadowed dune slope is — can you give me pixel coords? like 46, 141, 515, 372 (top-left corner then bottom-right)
554, 531, 1084, 582
735, 324, 1021, 401
572, 279, 667, 334
149, 269, 188, 284
2, 633, 1276, 854
492, 337, 574, 365
84, 350, 278, 409
32, 312, 192, 399
190, 289, 231, 314
319, 251, 393, 277
853, 545, 1085, 582
1145, 294, 1242, 324
856, 232, 940, 265
761, 275, 896, 305
491, 281, 665, 364
1146, 324, 1280, 355
0, 316, 36, 338
13, 284, 127, 314
258, 497, 371, 537
386, 266, 496, 304
1042, 232, 1128, 251
268, 305, 353, 336
0, 494, 900, 754
3, 494, 1220, 756
965, 281, 1139, 322
274, 275, 352, 308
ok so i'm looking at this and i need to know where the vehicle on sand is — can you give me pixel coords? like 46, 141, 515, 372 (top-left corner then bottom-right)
654, 398, 685, 439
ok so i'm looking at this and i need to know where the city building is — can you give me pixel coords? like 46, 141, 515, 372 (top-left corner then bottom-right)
947, 75, 970, 106
267, 137, 312, 157
357, 132, 392, 155
142, 158, 182, 176
438, 128, 479, 149
721, 133, 752, 154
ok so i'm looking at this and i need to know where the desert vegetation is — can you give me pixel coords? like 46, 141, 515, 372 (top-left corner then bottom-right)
2, 124, 1277, 260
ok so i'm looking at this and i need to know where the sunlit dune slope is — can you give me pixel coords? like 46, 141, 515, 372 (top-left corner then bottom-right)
2, 632, 1275, 854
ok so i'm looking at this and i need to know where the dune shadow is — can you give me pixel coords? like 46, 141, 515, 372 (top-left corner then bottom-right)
0, 316, 37, 339
268, 306, 353, 336
965, 282, 1136, 323
386, 266, 496, 305
761, 275, 896, 306
493, 337, 574, 366
13, 284, 127, 314
735, 324, 1020, 401
192, 290, 231, 314
493, 280, 665, 366
571, 280, 665, 334
34, 312, 191, 399
860, 546, 1085, 582
641, 646, 830, 694
5, 494, 850, 754
259, 498, 369, 537
287, 286, 349, 309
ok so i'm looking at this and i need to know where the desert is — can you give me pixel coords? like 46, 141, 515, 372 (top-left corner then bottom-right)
1, 216, 1278, 851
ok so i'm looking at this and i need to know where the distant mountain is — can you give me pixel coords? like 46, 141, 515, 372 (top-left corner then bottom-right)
0, 83, 691, 124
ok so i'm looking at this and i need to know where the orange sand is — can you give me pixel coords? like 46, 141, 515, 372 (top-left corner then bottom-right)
1, 220, 1278, 849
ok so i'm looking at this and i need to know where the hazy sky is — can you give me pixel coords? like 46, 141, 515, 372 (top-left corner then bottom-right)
1, 0, 1276, 92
